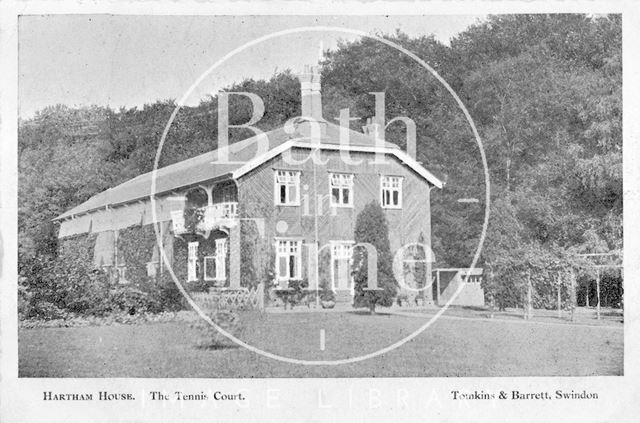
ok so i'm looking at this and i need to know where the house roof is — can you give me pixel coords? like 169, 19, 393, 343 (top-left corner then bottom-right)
55, 120, 442, 221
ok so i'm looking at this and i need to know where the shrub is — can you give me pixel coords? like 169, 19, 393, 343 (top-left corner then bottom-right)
28, 300, 69, 321
319, 279, 335, 302
396, 292, 410, 306
18, 277, 33, 319
152, 272, 187, 311
109, 287, 162, 315
258, 251, 277, 304
190, 310, 241, 349
184, 279, 209, 293
274, 278, 308, 308
64, 268, 113, 316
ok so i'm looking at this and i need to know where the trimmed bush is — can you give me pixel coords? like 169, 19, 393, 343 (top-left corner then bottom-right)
109, 287, 162, 315
190, 310, 242, 349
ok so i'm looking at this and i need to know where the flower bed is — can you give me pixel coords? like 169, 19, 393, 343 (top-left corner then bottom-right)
19, 310, 200, 329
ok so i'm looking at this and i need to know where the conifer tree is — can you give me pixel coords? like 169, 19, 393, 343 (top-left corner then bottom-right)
353, 201, 398, 313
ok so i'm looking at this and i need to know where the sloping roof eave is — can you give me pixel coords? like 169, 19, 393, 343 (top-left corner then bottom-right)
53, 171, 235, 221
54, 121, 443, 222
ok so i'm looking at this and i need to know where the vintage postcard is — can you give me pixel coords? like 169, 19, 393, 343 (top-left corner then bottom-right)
0, 1, 638, 422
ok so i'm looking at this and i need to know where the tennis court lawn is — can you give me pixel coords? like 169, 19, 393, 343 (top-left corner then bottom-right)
19, 310, 622, 377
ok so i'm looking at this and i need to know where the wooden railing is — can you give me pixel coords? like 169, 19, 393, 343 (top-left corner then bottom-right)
171, 202, 238, 234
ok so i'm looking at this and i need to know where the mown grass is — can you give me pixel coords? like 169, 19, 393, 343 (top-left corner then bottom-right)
19, 310, 622, 377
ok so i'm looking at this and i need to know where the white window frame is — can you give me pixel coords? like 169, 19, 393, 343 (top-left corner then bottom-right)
329, 173, 354, 208
275, 238, 302, 283
330, 240, 355, 293
274, 170, 301, 206
187, 241, 199, 282
380, 175, 403, 209
464, 274, 482, 284
204, 238, 227, 282
146, 261, 159, 277
117, 265, 129, 285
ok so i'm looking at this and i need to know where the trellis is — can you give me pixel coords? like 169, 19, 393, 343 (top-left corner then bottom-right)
547, 267, 578, 321
190, 284, 264, 311
576, 251, 622, 320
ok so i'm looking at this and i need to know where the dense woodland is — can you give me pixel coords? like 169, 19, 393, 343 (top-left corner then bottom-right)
18, 15, 622, 315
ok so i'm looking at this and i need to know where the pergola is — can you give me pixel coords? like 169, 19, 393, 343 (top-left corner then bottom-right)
576, 251, 623, 320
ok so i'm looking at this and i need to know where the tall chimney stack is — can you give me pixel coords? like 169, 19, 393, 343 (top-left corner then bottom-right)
299, 65, 323, 121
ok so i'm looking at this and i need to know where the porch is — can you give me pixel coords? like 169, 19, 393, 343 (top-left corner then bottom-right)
169, 182, 242, 289
170, 181, 239, 235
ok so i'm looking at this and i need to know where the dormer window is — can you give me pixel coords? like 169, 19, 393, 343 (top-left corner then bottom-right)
329, 173, 354, 207
380, 175, 403, 209
274, 170, 300, 206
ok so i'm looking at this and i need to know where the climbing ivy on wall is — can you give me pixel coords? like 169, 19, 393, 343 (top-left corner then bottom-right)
240, 220, 259, 288
58, 232, 98, 268
56, 233, 112, 314
117, 224, 157, 288
173, 232, 219, 291
318, 248, 332, 289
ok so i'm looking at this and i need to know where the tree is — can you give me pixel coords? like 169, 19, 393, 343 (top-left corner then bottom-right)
413, 232, 428, 301
352, 201, 397, 313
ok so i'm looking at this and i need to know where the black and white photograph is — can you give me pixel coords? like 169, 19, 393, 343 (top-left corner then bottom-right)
15, 12, 624, 378
1, 1, 637, 422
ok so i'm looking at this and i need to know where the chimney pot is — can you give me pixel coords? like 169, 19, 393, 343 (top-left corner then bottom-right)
362, 118, 381, 139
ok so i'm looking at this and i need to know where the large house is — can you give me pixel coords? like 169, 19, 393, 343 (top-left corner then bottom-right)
54, 66, 466, 305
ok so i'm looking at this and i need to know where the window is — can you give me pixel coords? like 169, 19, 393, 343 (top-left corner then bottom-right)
187, 242, 199, 282
274, 170, 300, 206
329, 173, 354, 207
380, 175, 403, 208
275, 239, 302, 282
331, 241, 354, 291
204, 239, 227, 281
116, 265, 129, 285
146, 261, 158, 278
464, 274, 482, 284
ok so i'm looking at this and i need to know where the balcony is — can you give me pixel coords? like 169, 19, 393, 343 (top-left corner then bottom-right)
171, 202, 238, 234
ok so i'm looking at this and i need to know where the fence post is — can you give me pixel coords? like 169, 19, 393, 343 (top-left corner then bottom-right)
524, 271, 533, 320
257, 282, 264, 311
596, 268, 601, 320
557, 274, 562, 319
569, 269, 576, 322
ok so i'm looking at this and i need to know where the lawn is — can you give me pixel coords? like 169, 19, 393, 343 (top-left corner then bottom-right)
19, 310, 623, 377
